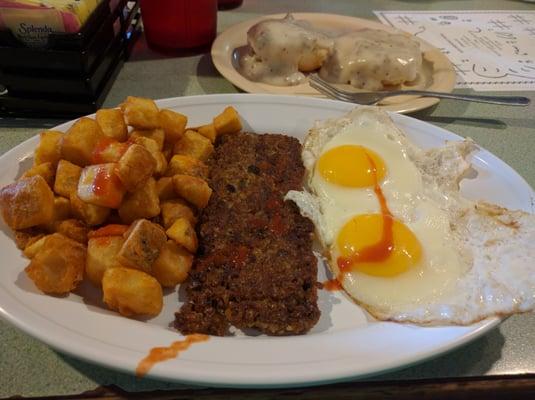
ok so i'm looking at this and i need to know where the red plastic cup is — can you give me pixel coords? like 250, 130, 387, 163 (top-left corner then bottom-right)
218, 0, 243, 10
140, 0, 218, 50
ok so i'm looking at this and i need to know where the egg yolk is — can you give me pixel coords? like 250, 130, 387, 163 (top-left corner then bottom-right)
337, 214, 422, 277
317, 145, 386, 187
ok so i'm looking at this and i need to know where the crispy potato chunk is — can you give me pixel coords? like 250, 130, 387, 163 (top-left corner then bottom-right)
165, 155, 208, 178
213, 106, 242, 135
70, 193, 110, 226
54, 160, 82, 198
52, 196, 71, 220
118, 178, 160, 224
120, 96, 160, 129
77, 163, 125, 209
159, 109, 187, 144
116, 219, 167, 273
0, 176, 54, 230
91, 138, 130, 164
43, 196, 72, 231
173, 130, 214, 161
22, 161, 55, 187
130, 136, 167, 176
165, 217, 198, 253
61, 117, 104, 166
14, 227, 46, 250
86, 235, 125, 287
23, 235, 47, 258
34, 130, 63, 167
53, 218, 90, 244
152, 240, 193, 287
130, 128, 165, 151
172, 174, 212, 209
161, 199, 196, 229
102, 267, 163, 317
196, 123, 217, 143
162, 142, 174, 163
156, 177, 175, 201
116, 144, 156, 191
25, 233, 86, 294
95, 109, 128, 142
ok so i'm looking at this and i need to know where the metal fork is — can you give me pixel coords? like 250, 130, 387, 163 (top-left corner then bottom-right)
309, 74, 530, 106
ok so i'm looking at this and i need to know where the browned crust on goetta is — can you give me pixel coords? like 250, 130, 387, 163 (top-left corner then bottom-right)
174, 131, 320, 336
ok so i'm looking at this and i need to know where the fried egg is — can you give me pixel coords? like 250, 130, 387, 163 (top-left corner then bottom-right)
287, 107, 535, 325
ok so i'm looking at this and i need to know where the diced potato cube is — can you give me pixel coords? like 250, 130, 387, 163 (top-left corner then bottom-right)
116, 144, 155, 191
34, 130, 63, 167
116, 219, 167, 273
53, 219, 90, 244
165, 217, 198, 253
130, 136, 167, 176
0, 176, 54, 230
173, 130, 214, 161
118, 178, 160, 224
14, 228, 46, 250
165, 155, 208, 178
158, 109, 187, 144
88, 224, 129, 238
130, 128, 165, 151
23, 235, 48, 258
25, 233, 86, 294
156, 177, 175, 201
53, 196, 71, 220
42, 196, 72, 231
91, 138, 130, 164
95, 108, 128, 142
54, 160, 82, 198
120, 96, 160, 129
152, 241, 193, 287
197, 123, 217, 143
172, 174, 212, 209
86, 235, 125, 287
70, 193, 110, 226
161, 199, 196, 229
102, 267, 163, 317
162, 142, 173, 162
21, 161, 55, 187
77, 163, 125, 209
61, 117, 104, 166
213, 106, 242, 135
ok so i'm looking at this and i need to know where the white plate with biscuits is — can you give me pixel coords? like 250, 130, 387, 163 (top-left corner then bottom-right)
1, 94, 534, 388
211, 14, 457, 114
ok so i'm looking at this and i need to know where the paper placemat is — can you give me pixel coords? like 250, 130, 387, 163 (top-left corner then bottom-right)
374, 10, 535, 91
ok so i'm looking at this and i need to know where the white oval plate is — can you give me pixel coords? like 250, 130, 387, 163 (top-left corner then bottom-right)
211, 13, 456, 114
1, 94, 533, 388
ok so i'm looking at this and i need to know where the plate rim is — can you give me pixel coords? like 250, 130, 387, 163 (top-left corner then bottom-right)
211, 13, 457, 114
1, 93, 532, 388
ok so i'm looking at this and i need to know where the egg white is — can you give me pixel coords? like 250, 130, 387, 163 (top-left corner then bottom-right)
287, 107, 535, 325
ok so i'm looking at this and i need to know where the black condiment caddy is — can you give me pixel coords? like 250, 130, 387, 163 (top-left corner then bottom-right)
0, 0, 141, 118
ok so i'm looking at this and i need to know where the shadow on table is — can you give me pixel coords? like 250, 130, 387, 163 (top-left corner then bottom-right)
0, 118, 66, 128
410, 103, 508, 131
127, 35, 214, 63
195, 53, 241, 94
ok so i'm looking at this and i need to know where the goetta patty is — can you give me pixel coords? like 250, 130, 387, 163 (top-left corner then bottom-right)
174, 131, 320, 336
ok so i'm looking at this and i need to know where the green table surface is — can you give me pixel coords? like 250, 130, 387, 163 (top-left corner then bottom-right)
1, 0, 535, 397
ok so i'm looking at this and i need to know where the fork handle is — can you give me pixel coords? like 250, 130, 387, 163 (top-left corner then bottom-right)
390, 90, 530, 106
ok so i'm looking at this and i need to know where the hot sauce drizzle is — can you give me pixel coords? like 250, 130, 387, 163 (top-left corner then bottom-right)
88, 224, 129, 239
322, 278, 342, 291
136, 334, 210, 378
336, 152, 395, 276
